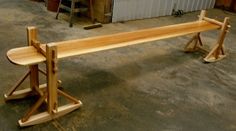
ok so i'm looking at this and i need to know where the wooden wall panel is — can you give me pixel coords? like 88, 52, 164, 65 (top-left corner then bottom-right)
93, 0, 112, 23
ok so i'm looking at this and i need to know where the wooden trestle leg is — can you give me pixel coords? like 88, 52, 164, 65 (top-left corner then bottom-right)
4, 27, 46, 101
185, 10, 206, 53
5, 27, 82, 127
19, 44, 82, 127
204, 17, 230, 62
184, 10, 230, 62
184, 33, 205, 52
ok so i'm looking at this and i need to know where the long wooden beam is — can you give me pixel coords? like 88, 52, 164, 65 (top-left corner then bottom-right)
7, 20, 220, 66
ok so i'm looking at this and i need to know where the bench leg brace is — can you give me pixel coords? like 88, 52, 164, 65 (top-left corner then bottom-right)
184, 33, 204, 52
4, 66, 47, 101
18, 90, 82, 127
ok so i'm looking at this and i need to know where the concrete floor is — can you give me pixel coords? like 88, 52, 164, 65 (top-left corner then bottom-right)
0, 0, 236, 131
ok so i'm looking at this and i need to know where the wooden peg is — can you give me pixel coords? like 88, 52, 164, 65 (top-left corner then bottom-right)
32, 39, 46, 56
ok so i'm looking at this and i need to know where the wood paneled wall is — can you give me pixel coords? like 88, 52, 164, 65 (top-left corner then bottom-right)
93, 0, 112, 23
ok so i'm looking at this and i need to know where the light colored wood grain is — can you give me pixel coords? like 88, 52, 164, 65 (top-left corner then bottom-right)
46, 45, 58, 114
7, 21, 220, 66
19, 102, 82, 127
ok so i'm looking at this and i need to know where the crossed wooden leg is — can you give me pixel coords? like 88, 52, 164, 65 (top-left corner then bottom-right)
4, 68, 47, 101
184, 33, 205, 53
18, 89, 82, 127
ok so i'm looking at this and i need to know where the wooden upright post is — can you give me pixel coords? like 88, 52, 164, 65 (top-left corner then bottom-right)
184, 10, 206, 52
46, 44, 58, 113
27, 27, 40, 93
199, 10, 206, 20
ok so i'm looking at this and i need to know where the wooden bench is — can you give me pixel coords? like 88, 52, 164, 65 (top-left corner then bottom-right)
4, 10, 230, 127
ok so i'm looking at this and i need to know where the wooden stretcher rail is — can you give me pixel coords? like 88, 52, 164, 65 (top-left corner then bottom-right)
7, 21, 220, 66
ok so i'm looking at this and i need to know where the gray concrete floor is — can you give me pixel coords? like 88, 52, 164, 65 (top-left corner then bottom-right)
0, 0, 236, 131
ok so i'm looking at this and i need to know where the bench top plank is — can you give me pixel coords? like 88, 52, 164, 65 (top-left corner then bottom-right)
7, 21, 220, 66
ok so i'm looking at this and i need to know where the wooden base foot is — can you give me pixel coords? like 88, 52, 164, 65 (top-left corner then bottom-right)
204, 54, 226, 63
19, 101, 82, 127
203, 44, 226, 63
4, 84, 47, 101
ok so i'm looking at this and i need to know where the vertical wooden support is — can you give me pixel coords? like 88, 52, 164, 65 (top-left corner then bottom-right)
199, 10, 206, 20
27, 27, 40, 92
204, 17, 230, 62
196, 10, 206, 46
184, 10, 206, 52
46, 44, 58, 114
216, 17, 230, 55
29, 65, 39, 91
